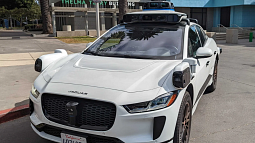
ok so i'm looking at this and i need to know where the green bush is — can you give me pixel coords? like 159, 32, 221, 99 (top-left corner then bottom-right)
24, 24, 42, 31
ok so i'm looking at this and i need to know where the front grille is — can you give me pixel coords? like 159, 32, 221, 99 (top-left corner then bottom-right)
42, 93, 116, 131
41, 125, 123, 143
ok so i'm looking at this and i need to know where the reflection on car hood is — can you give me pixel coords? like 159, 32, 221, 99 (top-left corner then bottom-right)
45, 54, 181, 92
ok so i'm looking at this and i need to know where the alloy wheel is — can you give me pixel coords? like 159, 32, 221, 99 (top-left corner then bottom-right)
179, 102, 191, 143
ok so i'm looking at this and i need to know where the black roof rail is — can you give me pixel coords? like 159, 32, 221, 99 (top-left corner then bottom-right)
181, 18, 190, 25
188, 18, 198, 24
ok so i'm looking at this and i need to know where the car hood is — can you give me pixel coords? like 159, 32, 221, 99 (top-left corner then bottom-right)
43, 54, 181, 93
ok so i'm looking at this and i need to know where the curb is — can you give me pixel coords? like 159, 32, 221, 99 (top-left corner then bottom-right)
0, 104, 29, 124
31, 34, 54, 37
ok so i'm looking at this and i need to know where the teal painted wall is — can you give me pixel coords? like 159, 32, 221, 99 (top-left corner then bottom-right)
171, 0, 255, 7
229, 5, 255, 27
170, 0, 255, 27
213, 8, 221, 27
241, 5, 255, 27
230, 6, 243, 26
244, 0, 255, 4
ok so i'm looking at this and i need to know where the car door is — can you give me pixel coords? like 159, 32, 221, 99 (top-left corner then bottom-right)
195, 25, 215, 72
187, 25, 211, 105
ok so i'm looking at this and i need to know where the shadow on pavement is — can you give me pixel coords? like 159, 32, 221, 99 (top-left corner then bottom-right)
0, 99, 30, 124
0, 116, 53, 143
15, 99, 29, 107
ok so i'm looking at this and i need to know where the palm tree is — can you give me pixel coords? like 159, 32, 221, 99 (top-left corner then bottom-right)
118, 0, 127, 22
39, 0, 52, 34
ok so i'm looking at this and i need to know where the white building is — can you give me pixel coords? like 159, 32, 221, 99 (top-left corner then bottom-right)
49, 0, 146, 36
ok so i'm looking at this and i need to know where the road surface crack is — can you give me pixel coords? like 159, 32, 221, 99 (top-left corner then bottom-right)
219, 76, 255, 88
190, 121, 255, 141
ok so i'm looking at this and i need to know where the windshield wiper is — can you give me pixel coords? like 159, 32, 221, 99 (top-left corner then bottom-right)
84, 51, 154, 59
84, 51, 102, 56
105, 53, 154, 59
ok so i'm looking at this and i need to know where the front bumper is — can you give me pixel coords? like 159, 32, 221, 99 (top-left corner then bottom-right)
29, 90, 185, 143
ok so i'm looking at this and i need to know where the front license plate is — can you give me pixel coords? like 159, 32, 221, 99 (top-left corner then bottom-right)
61, 133, 87, 143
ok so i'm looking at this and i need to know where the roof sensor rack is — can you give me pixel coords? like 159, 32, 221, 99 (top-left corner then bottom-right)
143, 1, 174, 11
123, 13, 187, 24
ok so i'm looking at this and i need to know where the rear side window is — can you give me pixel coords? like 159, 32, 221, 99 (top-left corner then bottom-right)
161, 2, 169, 8
149, 2, 170, 8
196, 25, 206, 46
150, 3, 158, 7
188, 26, 202, 57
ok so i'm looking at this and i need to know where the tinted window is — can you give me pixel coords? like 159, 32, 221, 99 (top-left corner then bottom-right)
84, 24, 184, 60
150, 3, 158, 7
161, 2, 169, 8
201, 27, 208, 40
196, 25, 205, 46
188, 26, 201, 57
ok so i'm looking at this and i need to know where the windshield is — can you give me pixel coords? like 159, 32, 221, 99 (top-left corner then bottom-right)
84, 23, 184, 60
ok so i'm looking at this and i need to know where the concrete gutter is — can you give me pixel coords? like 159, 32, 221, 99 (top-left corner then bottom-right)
0, 104, 29, 124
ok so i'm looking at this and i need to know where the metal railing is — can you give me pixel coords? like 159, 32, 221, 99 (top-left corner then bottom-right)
217, 24, 228, 33
231, 24, 251, 36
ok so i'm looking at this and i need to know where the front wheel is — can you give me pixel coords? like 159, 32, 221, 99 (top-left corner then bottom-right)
173, 92, 192, 143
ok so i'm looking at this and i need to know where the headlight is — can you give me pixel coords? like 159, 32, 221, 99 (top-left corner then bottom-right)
31, 85, 40, 98
123, 91, 179, 113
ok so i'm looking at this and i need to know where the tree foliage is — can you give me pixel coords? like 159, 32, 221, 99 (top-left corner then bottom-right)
0, 0, 41, 27
0, 0, 34, 10
0, 1, 40, 19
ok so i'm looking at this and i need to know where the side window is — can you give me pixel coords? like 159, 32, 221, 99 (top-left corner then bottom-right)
196, 25, 206, 46
188, 26, 202, 57
201, 27, 208, 40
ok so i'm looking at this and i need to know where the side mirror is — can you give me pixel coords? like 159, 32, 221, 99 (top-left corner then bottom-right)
86, 42, 93, 48
34, 49, 68, 72
183, 58, 197, 73
196, 47, 213, 58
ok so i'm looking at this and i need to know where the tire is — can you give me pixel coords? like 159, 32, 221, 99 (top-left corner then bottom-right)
206, 60, 218, 93
173, 91, 192, 143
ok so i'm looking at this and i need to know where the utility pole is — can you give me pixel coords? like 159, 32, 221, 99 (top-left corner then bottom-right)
10, 15, 12, 29
93, 0, 101, 38
51, 3, 56, 37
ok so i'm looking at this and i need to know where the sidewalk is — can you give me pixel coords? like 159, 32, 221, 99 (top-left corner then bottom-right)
0, 31, 88, 123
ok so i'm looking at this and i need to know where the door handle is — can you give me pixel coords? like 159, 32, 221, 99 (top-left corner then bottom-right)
206, 61, 210, 67
214, 51, 217, 55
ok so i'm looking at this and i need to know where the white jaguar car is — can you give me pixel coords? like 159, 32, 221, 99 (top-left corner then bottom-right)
30, 6, 221, 143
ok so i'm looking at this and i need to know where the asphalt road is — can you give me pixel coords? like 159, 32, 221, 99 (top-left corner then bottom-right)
0, 30, 31, 37
0, 39, 255, 143
0, 31, 86, 110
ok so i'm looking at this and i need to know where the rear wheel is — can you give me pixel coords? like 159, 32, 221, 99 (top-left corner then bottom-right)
173, 92, 192, 143
206, 60, 218, 93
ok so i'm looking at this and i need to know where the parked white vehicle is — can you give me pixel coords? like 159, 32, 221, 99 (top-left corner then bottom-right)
30, 8, 221, 143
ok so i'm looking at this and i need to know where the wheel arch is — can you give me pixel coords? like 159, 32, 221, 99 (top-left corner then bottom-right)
186, 84, 194, 105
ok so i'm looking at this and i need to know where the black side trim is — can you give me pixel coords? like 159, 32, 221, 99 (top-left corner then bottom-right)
195, 75, 212, 104
161, 138, 173, 143
153, 116, 166, 140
